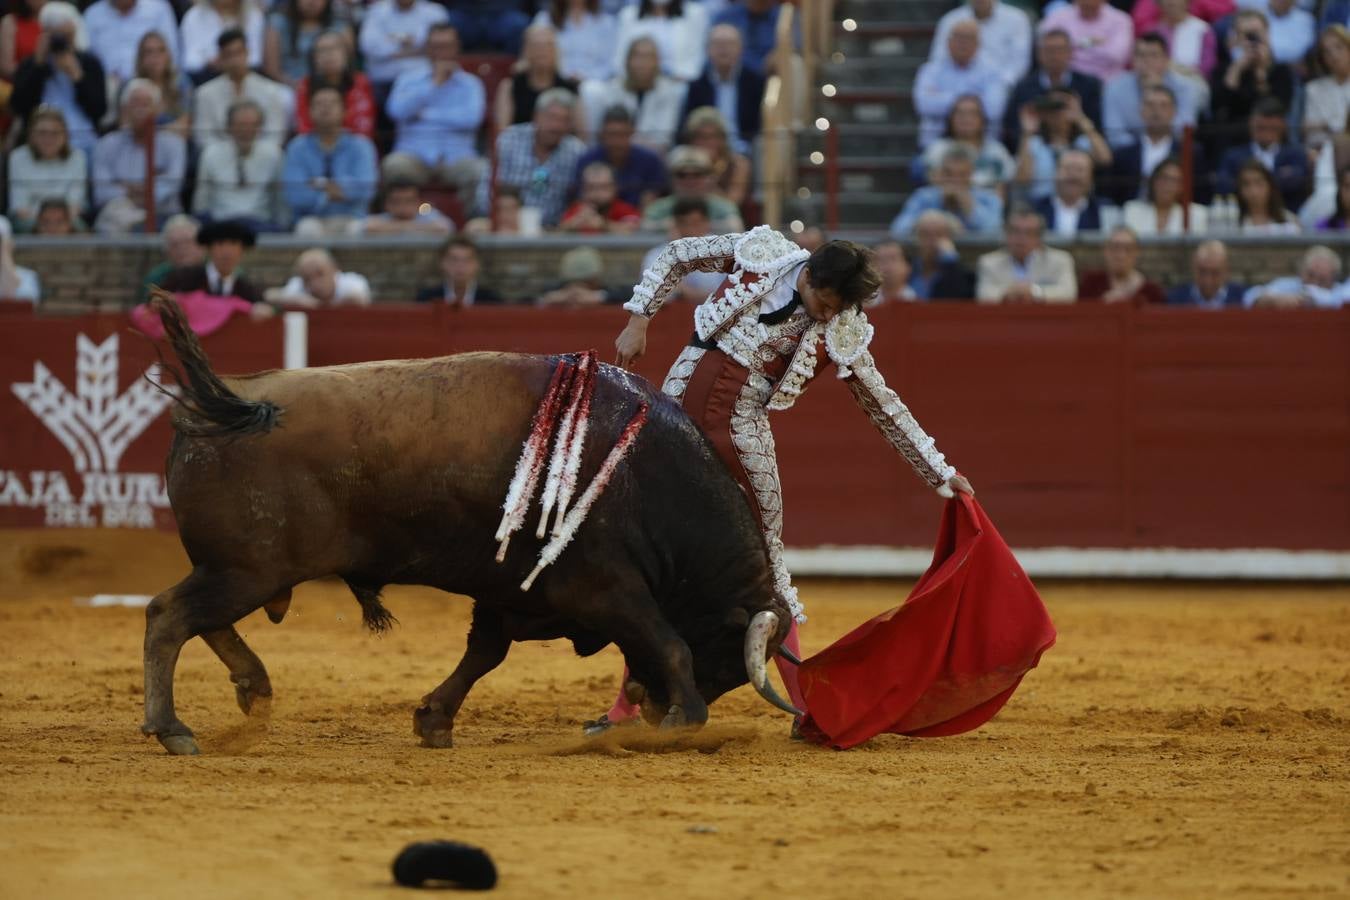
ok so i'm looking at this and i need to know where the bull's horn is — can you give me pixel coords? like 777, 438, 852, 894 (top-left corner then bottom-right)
777, 645, 802, 666
745, 611, 804, 717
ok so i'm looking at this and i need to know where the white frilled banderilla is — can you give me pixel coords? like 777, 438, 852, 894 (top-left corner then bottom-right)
494, 351, 650, 590
493, 350, 800, 719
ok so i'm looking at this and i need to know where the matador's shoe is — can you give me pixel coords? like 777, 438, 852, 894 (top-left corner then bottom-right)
581, 713, 639, 737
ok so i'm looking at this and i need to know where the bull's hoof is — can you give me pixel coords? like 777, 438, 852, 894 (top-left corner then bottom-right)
659, 705, 692, 730
420, 729, 454, 749
413, 705, 455, 749
234, 683, 273, 717
622, 679, 646, 705
159, 734, 201, 756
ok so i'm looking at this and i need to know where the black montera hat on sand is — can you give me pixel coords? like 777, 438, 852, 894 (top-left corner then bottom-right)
392, 841, 497, 890
196, 219, 257, 247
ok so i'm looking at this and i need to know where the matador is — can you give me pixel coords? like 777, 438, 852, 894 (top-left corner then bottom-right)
589, 226, 974, 733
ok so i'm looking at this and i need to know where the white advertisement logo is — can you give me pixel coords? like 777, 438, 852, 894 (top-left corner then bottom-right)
3, 334, 176, 527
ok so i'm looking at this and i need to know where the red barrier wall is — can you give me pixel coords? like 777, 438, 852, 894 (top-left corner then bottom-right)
0, 313, 284, 529
3, 304, 1347, 549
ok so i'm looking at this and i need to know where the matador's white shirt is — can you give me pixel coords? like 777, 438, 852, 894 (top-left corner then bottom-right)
625, 226, 958, 495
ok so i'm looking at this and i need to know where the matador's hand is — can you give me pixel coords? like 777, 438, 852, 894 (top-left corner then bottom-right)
948, 474, 974, 496
615, 315, 649, 368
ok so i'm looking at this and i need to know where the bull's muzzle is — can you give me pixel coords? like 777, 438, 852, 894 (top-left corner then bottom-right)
744, 611, 805, 717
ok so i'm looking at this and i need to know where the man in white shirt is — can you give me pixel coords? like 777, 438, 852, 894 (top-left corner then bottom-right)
82, 0, 180, 87
912, 20, 1007, 148
929, 0, 1032, 89
358, 0, 450, 89
1244, 245, 1349, 308
1264, 0, 1315, 65
0, 215, 42, 302
266, 248, 372, 307
192, 99, 285, 231
193, 29, 288, 147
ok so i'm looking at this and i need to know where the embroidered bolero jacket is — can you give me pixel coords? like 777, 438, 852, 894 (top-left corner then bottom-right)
624, 226, 958, 494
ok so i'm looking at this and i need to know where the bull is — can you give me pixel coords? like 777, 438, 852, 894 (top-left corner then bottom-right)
141, 296, 799, 756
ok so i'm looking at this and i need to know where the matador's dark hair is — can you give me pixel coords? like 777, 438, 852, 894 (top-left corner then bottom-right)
804, 240, 882, 310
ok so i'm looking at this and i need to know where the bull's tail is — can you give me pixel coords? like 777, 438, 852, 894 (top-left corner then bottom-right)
344, 578, 398, 633
148, 288, 281, 437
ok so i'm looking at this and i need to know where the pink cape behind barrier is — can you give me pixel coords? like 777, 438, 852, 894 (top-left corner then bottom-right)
130, 291, 254, 339
798, 494, 1057, 750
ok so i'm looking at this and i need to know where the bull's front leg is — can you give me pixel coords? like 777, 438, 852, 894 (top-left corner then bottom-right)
414, 602, 510, 748
616, 618, 709, 731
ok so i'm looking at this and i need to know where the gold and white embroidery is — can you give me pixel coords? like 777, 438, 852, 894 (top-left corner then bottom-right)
694, 271, 769, 345
624, 233, 739, 318
846, 350, 956, 489
625, 228, 811, 355
766, 321, 823, 411
659, 345, 706, 401
732, 225, 808, 274
824, 308, 875, 378
729, 374, 804, 623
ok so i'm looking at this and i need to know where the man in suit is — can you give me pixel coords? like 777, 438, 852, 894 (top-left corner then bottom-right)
1166, 240, 1246, 307
1033, 149, 1105, 237
415, 235, 503, 305
1214, 99, 1310, 210
908, 210, 977, 300
1100, 85, 1208, 206
976, 208, 1077, 302
1101, 34, 1202, 148
1002, 27, 1103, 149
159, 219, 267, 308
681, 24, 765, 154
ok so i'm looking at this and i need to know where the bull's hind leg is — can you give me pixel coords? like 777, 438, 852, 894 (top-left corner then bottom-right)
414, 601, 510, 749
201, 626, 273, 716
142, 569, 283, 755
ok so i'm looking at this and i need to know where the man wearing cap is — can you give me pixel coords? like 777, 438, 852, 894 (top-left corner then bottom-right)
536, 246, 625, 307
586, 225, 975, 735
159, 219, 269, 312
640, 145, 744, 234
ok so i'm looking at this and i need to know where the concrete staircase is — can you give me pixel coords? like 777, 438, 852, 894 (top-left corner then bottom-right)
790, 0, 952, 232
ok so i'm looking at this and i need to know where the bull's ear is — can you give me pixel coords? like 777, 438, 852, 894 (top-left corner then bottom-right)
724, 608, 750, 628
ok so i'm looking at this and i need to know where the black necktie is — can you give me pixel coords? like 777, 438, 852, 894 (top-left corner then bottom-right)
759, 291, 803, 325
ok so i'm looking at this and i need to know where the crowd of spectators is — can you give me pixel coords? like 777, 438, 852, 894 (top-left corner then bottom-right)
0, 0, 776, 248
879, 205, 1350, 307
887, 0, 1350, 306
0, 0, 1347, 310
907, 0, 1350, 231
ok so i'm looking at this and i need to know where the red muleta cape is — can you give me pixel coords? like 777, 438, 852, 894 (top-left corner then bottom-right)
797, 494, 1056, 750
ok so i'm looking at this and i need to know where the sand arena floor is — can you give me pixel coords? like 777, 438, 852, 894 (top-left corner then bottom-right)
0, 529, 1347, 899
